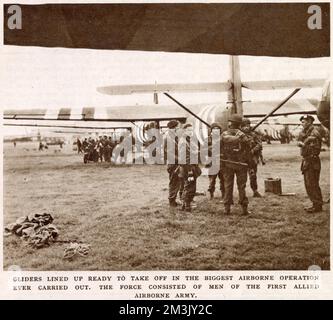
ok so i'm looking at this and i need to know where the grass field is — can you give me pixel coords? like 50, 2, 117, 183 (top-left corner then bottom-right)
3, 141, 330, 270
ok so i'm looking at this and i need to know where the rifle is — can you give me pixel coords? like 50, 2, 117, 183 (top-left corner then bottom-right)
220, 159, 248, 168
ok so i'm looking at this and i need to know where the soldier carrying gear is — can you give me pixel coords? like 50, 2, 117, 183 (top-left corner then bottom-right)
241, 118, 263, 198
221, 114, 251, 215
178, 123, 201, 212
206, 122, 225, 200
164, 119, 183, 208
298, 115, 323, 213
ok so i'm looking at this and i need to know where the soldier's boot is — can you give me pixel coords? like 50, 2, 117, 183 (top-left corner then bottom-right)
181, 201, 186, 211
185, 202, 191, 212
169, 199, 178, 207
253, 190, 262, 198
224, 205, 231, 215
219, 190, 224, 203
209, 191, 214, 200
222, 199, 234, 204
241, 205, 251, 215
305, 205, 322, 213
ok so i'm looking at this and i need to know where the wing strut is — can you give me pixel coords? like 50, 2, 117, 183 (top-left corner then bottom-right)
252, 88, 301, 131
163, 92, 211, 128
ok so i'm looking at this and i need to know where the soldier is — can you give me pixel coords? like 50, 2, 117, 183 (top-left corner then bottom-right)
164, 120, 182, 207
178, 123, 201, 212
221, 114, 251, 215
109, 136, 116, 160
88, 138, 96, 156
100, 135, 107, 161
82, 138, 88, 151
97, 136, 104, 162
77, 138, 82, 153
118, 135, 125, 163
241, 118, 262, 198
206, 123, 225, 200
103, 136, 110, 162
297, 115, 323, 213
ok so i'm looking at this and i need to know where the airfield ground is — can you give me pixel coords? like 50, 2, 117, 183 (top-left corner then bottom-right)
3, 141, 330, 270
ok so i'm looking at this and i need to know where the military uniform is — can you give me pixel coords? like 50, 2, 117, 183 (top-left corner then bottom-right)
178, 132, 201, 212
97, 137, 104, 162
103, 137, 112, 162
221, 114, 251, 215
206, 123, 225, 199
164, 120, 182, 207
82, 139, 88, 151
241, 119, 263, 197
88, 139, 96, 152
298, 116, 323, 212
208, 171, 224, 199
77, 138, 82, 153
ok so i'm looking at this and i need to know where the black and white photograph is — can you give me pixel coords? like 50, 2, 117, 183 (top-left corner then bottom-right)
0, 1, 331, 299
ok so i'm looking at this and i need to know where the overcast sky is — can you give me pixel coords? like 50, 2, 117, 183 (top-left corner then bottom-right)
1, 45, 330, 135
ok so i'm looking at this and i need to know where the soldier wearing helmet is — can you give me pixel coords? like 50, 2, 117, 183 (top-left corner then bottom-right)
178, 123, 201, 212
206, 122, 225, 200
164, 120, 183, 208
220, 114, 251, 215
298, 115, 323, 213
241, 118, 263, 198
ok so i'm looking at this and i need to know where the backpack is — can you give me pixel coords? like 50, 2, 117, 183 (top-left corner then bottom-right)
221, 129, 246, 162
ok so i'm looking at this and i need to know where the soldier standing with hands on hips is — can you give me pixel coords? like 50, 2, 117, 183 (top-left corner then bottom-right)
297, 115, 323, 213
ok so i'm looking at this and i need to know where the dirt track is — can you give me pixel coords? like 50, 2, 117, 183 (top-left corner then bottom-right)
3, 141, 330, 270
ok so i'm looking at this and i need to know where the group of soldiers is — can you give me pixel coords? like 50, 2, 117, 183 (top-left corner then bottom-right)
77, 136, 117, 162
165, 114, 263, 214
166, 113, 325, 215
75, 113, 324, 215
